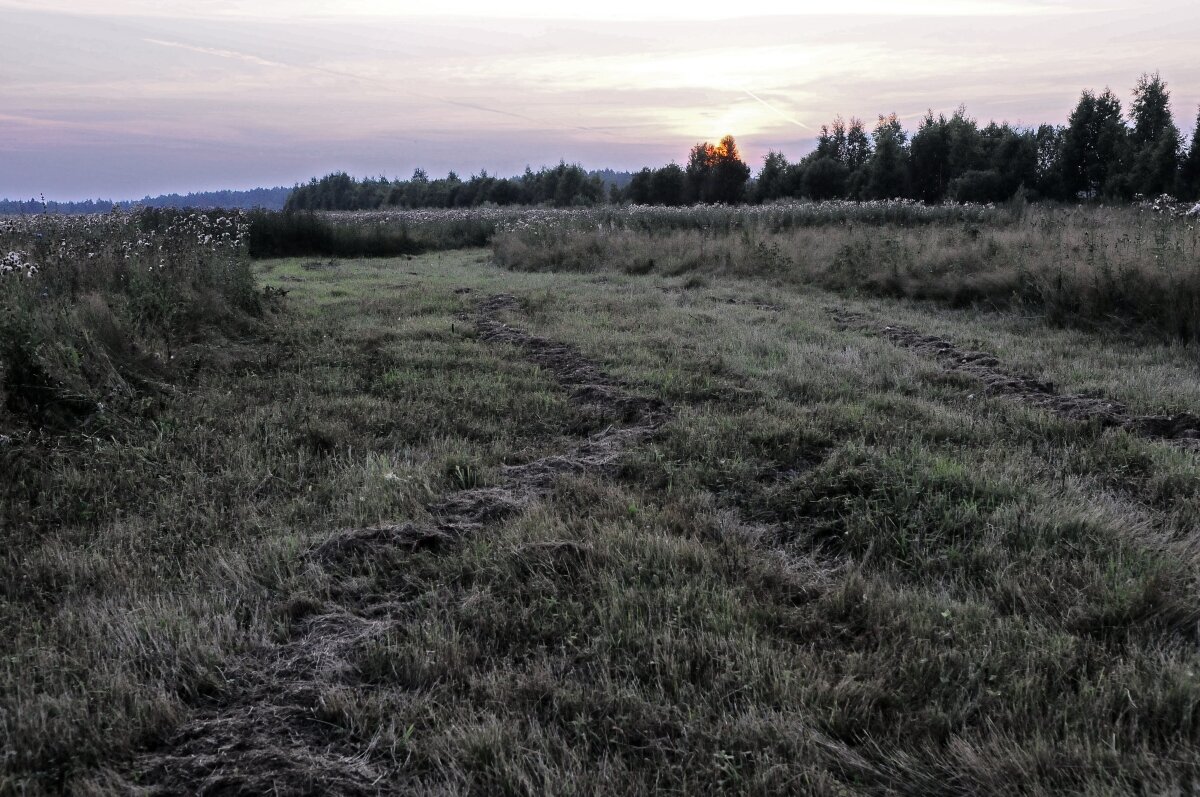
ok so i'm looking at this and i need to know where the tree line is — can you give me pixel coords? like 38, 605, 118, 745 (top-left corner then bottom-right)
285, 163, 608, 211
285, 72, 1200, 211
0, 187, 292, 215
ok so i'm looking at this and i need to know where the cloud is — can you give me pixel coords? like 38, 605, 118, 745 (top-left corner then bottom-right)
142, 38, 290, 68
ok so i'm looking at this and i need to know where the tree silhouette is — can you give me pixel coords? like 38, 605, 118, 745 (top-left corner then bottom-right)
1180, 107, 1200, 200
1060, 88, 1129, 198
866, 114, 910, 199
1128, 73, 1181, 196
754, 151, 792, 202
685, 135, 751, 203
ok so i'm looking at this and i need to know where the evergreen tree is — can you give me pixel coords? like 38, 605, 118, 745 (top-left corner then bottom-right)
1060, 88, 1129, 198
1128, 73, 1181, 196
755, 151, 792, 202
626, 168, 654, 204
1130, 72, 1175, 146
1180, 107, 1200, 200
983, 123, 1039, 198
1033, 124, 1065, 199
815, 117, 848, 162
865, 114, 910, 199
845, 118, 871, 171
910, 111, 951, 202
650, 164, 686, 205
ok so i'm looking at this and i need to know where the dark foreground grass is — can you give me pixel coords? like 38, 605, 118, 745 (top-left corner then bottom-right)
4, 249, 1200, 793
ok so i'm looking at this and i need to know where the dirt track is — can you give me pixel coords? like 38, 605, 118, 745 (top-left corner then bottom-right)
833, 309, 1200, 445
125, 295, 672, 794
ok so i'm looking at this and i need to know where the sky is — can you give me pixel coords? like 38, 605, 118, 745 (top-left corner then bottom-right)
2, 0, 1199, 200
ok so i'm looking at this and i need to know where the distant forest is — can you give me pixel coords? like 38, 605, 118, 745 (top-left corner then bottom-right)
287, 74, 1200, 210
0, 186, 292, 215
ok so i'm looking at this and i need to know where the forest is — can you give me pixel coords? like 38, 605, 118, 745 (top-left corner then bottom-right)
285, 74, 1200, 211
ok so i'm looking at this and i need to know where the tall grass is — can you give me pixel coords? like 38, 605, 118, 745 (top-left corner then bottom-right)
241, 200, 1017, 259
0, 210, 259, 431
493, 203, 1200, 341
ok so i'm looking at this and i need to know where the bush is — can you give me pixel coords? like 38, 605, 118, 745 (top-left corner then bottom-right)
950, 170, 1009, 203
246, 211, 422, 258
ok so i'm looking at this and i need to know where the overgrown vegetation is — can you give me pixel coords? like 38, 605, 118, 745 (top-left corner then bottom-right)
0, 210, 259, 434
493, 200, 1200, 342
244, 200, 1016, 258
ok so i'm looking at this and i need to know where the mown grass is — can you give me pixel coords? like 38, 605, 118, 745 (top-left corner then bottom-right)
4, 237, 1200, 793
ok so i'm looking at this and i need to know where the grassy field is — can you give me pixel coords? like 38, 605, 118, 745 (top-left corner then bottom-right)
493, 202, 1200, 343
4, 218, 1200, 792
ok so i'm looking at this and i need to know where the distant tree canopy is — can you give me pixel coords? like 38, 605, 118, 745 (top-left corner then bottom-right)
0, 187, 291, 215
627, 164, 687, 206
284, 162, 606, 211
196, 72, 1200, 214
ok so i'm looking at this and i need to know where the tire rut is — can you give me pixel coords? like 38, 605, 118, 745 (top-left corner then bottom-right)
122, 294, 671, 794
831, 309, 1200, 446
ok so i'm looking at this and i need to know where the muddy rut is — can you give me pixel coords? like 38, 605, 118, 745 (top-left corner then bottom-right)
833, 310, 1200, 445
124, 294, 670, 794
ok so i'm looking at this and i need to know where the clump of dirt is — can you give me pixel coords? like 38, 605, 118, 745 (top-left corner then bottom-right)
312, 522, 450, 565
827, 309, 868, 329
300, 259, 339, 271
714, 296, 782, 312
831, 307, 1200, 444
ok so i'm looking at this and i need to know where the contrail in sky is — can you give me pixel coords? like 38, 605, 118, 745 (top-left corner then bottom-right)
143, 39, 290, 69
742, 88, 812, 130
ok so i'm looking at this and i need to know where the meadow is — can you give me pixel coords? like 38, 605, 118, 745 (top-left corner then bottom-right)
3, 204, 1200, 794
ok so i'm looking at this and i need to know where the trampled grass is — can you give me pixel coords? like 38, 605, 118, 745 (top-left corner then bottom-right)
3, 232, 1200, 793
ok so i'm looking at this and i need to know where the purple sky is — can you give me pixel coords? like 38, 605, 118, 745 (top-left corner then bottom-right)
3, 0, 1199, 200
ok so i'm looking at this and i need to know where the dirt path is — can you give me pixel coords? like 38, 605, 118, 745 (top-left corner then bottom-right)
125, 294, 672, 794
832, 309, 1200, 445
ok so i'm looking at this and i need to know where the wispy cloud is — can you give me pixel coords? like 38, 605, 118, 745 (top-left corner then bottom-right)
143, 38, 289, 68
145, 35, 614, 136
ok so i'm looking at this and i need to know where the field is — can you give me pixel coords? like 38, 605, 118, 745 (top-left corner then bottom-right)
3, 205, 1200, 793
